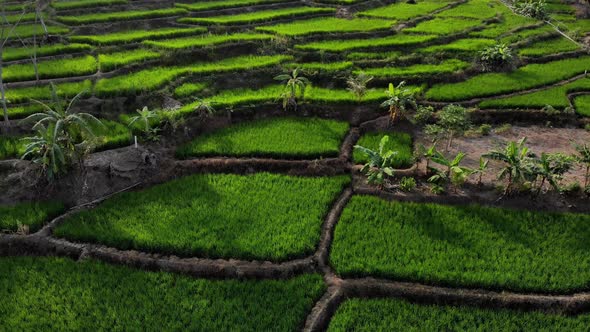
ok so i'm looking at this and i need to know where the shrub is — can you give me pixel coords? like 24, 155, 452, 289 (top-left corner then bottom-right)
399, 177, 417, 192
478, 43, 515, 72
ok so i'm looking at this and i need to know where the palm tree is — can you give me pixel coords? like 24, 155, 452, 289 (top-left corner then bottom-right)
483, 137, 533, 195
574, 143, 590, 188
23, 83, 101, 147
346, 72, 373, 102
21, 124, 67, 180
274, 68, 310, 111
381, 81, 417, 126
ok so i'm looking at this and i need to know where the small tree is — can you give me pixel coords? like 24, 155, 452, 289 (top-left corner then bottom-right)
483, 138, 534, 195
381, 81, 417, 126
346, 72, 373, 102
354, 135, 398, 189
274, 68, 310, 111
574, 143, 590, 188
425, 104, 471, 151
514, 0, 548, 20
479, 43, 515, 72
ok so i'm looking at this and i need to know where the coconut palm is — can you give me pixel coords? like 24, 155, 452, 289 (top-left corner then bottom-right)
274, 68, 310, 111
483, 137, 534, 195
381, 81, 417, 126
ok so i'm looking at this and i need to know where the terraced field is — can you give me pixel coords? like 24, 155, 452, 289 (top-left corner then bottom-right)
1, 0, 590, 330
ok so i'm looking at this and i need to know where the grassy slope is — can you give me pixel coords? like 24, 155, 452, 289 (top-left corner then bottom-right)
0, 201, 65, 232
0, 257, 325, 331
55, 173, 350, 261
331, 196, 590, 292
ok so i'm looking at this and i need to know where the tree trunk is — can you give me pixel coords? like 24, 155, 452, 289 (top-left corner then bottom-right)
33, 13, 39, 81
585, 165, 589, 188
446, 131, 454, 151
0, 51, 10, 134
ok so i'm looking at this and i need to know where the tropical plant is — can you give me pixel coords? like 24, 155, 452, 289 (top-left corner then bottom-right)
274, 68, 310, 111
128, 106, 160, 141
472, 157, 489, 186
346, 72, 373, 102
21, 124, 67, 180
354, 135, 398, 188
412, 105, 434, 125
530, 152, 574, 193
432, 104, 471, 150
483, 137, 534, 195
514, 0, 548, 20
417, 143, 438, 175
574, 143, 590, 188
381, 81, 417, 126
479, 43, 515, 72
399, 176, 416, 192
428, 149, 473, 189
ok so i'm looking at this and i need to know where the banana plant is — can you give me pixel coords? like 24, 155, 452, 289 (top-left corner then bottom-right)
274, 68, 310, 111
483, 137, 534, 195
428, 149, 473, 188
380, 81, 417, 126
354, 135, 398, 189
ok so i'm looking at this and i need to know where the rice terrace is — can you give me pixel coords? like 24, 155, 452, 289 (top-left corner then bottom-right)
2, 0, 590, 330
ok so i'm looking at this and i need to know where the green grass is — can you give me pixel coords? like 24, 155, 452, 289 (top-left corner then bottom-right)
94, 55, 290, 97
359, 0, 452, 20
98, 49, 160, 72
518, 37, 580, 57
2, 104, 45, 120
328, 298, 590, 331
176, 117, 349, 159
143, 33, 273, 50
295, 34, 437, 52
3, 55, 97, 83
55, 173, 350, 261
418, 38, 496, 54
178, 7, 335, 25
346, 51, 400, 61
5, 80, 93, 104
574, 95, 590, 117
176, 0, 283, 11
256, 17, 395, 36
479, 77, 590, 110
359, 59, 469, 79
470, 7, 538, 38
2, 25, 69, 39
91, 120, 132, 151
70, 27, 206, 45
404, 17, 483, 35
499, 24, 556, 43
52, 0, 127, 10
0, 136, 25, 160
174, 82, 207, 98
175, 84, 389, 116
426, 56, 590, 101
353, 132, 413, 167
331, 196, 590, 292
293, 61, 354, 72
0, 257, 325, 331
57, 8, 187, 25
0, 201, 65, 233
3, 44, 92, 62
436, 0, 501, 19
